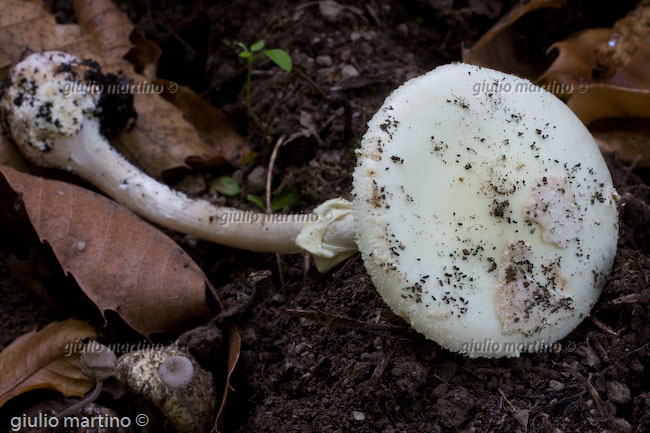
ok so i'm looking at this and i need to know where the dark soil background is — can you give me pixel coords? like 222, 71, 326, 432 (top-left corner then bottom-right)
2, 1, 650, 432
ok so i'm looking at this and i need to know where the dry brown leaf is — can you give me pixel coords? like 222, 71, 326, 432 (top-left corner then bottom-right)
0, 135, 27, 172
73, 0, 133, 60
0, 0, 237, 177
0, 319, 97, 408
215, 323, 241, 432
539, 28, 650, 91
567, 84, 650, 125
125, 36, 161, 80
0, 0, 93, 75
155, 80, 253, 167
0, 166, 215, 336
566, 85, 650, 166
462, 0, 565, 79
112, 91, 225, 179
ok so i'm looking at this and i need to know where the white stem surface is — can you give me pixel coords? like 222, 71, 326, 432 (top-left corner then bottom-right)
54, 119, 332, 253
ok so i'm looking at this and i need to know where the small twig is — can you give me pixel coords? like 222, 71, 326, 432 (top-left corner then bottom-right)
58, 380, 103, 417
371, 352, 391, 379
565, 365, 606, 416
37, 380, 103, 433
266, 136, 286, 286
589, 315, 618, 336
616, 341, 650, 362
333, 253, 361, 278
610, 293, 640, 304
499, 388, 517, 412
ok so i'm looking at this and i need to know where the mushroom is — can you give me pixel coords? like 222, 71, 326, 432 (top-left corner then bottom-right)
0, 51, 355, 258
116, 347, 215, 433
1, 52, 619, 357
352, 63, 618, 357
159, 355, 195, 388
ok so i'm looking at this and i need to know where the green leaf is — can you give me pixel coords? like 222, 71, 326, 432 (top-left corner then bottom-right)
234, 42, 248, 51
271, 189, 298, 211
247, 194, 266, 212
264, 49, 292, 72
238, 51, 252, 58
210, 176, 240, 196
250, 40, 265, 52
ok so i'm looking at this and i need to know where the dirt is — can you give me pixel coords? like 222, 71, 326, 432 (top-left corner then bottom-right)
1, 1, 650, 433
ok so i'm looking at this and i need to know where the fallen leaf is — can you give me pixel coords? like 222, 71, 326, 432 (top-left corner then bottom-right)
0, 0, 93, 75
73, 0, 133, 60
124, 36, 161, 80
539, 29, 650, 91
567, 85, 650, 166
0, 166, 215, 336
0, 135, 27, 172
112, 91, 226, 179
462, 0, 565, 79
155, 80, 252, 167
215, 323, 240, 432
0, 320, 97, 408
567, 84, 650, 126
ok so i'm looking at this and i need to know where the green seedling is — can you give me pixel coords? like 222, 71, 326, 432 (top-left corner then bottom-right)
210, 176, 240, 196
235, 40, 292, 127
246, 188, 298, 213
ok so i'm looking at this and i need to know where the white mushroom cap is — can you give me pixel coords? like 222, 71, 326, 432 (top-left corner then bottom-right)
353, 63, 619, 358
0, 51, 102, 165
158, 355, 195, 388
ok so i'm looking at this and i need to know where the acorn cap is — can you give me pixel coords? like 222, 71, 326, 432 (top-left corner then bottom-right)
353, 63, 619, 357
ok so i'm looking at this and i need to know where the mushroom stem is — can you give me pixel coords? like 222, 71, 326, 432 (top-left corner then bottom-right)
0, 51, 357, 260
61, 118, 305, 253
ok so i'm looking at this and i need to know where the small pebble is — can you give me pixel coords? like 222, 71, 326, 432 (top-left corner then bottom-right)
352, 411, 365, 421
610, 418, 632, 433
341, 64, 359, 79
319, 0, 343, 21
607, 381, 632, 405
316, 55, 333, 66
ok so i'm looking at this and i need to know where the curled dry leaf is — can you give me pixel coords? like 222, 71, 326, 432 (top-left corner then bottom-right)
0, 166, 215, 336
215, 323, 241, 432
73, 0, 134, 60
539, 28, 650, 91
536, 25, 650, 166
462, 0, 565, 79
124, 36, 162, 80
112, 91, 228, 179
0, 0, 242, 178
0, 0, 92, 75
567, 85, 650, 167
0, 319, 97, 408
155, 80, 254, 167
